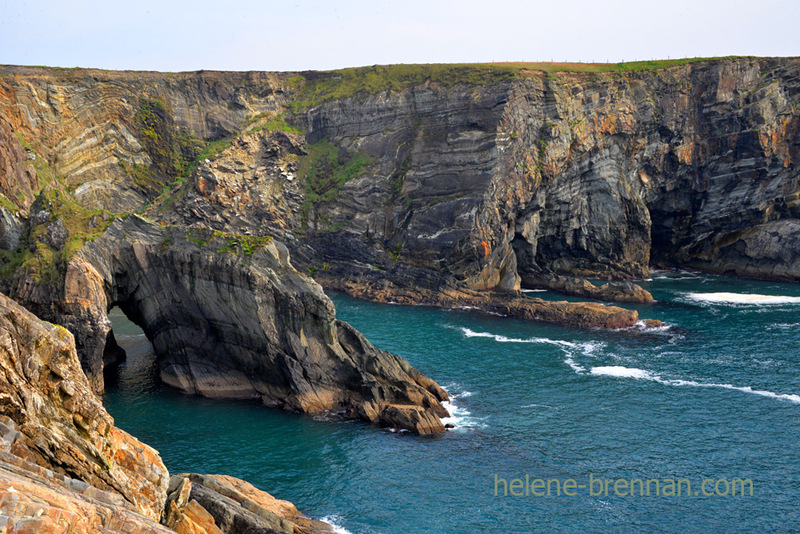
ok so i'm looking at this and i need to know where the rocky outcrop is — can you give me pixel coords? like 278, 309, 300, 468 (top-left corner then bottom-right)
525, 273, 654, 304
0, 206, 22, 250
321, 273, 639, 329
0, 454, 174, 534
170, 474, 336, 534
0, 292, 169, 520
0, 289, 343, 534
9, 215, 450, 433
164, 477, 224, 534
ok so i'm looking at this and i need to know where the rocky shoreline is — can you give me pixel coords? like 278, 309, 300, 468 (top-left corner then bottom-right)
319, 275, 642, 329
0, 58, 798, 533
0, 292, 339, 533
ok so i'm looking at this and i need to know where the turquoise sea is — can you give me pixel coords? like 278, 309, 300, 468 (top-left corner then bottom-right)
103, 271, 800, 533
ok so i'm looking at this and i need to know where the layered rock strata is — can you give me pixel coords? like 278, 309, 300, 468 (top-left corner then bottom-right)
0, 292, 169, 520
9, 215, 449, 433
0, 290, 343, 534
169, 474, 336, 534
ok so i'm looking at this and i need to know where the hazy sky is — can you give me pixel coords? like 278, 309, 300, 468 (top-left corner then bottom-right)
2, 0, 797, 72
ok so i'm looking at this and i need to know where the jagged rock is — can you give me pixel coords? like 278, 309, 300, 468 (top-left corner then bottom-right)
165, 477, 224, 534
0, 292, 169, 520
0, 116, 38, 209
378, 404, 446, 435
527, 273, 654, 304
15, 215, 448, 433
173, 474, 336, 534
0, 459, 174, 534
0, 206, 22, 250
0, 293, 346, 533
45, 218, 68, 251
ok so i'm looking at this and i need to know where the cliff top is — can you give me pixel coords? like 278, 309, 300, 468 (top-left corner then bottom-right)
2, 55, 793, 77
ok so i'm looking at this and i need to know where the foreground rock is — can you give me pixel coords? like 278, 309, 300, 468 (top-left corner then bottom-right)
0, 292, 170, 520
0, 291, 343, 534
526, 273, 654, 304
170, 474, 336, 534
0, 454, 174, 534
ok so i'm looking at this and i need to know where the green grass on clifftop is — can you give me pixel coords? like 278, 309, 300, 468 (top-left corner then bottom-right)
288, 57, 750, 110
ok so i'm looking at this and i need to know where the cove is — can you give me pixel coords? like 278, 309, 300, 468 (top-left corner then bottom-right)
104, 271, 800, 533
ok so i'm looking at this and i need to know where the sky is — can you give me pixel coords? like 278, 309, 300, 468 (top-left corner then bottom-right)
1, 0, 798, 72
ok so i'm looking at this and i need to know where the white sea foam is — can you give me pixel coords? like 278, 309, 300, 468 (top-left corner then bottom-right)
664, 379, 800, 404
585, 366, 800, 405
459, 327, 581, 349
768, 323, 800, 331
320, 515, 354, 534
440, 386, 487, 430
590, 366, 655, 379
684, 292, 800, 305
457, 327, 604, 374
564, 356, 587, 374
632, 320, 673, 334
521, 289, 548, 293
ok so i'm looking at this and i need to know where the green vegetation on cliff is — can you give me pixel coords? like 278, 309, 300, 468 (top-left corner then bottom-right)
0, 189, 117, 284
185, 227, 272, 257
129, 98, 204, 196
297, 139, 372, 229
289, 64, 520, 110
288, 57, 748, 110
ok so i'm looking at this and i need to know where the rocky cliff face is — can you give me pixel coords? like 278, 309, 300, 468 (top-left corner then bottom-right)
2, 58, 798, 425
129, 59, 800, 304
8, 214, 449, 433
0, 290, 341, 534
0, 292, 169, 520
289, 59, 800, 287
0, 67, 292, 212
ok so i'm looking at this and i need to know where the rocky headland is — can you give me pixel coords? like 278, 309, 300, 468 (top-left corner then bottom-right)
1, 57, 800, 533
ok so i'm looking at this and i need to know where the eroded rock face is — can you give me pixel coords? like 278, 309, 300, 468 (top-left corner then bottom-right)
62, 216, 449, 433
0, 458, 174, 534
170, 474, 336, 534
0, 292, 169, 520
0, 67, 292, 212
5, 59, 799, 314
162, 60, 799, 290
0, 116, 38, 210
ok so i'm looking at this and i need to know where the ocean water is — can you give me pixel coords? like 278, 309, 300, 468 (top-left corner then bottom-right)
103, 271, 800, 533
